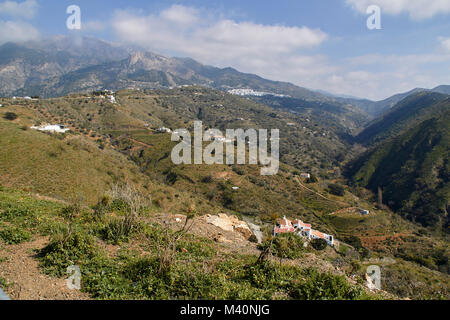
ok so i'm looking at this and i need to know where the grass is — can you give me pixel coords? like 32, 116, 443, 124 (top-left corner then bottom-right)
0, 91, 448, 300
0, 187, 380, 300
0, 109, 147, 204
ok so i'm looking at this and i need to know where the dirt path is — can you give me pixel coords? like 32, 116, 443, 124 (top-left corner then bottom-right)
294, 177, 348, 206
129, 138, 153, 148
0, 237, 90, 300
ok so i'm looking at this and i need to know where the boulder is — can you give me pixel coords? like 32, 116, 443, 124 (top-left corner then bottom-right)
205, 214, 253, 240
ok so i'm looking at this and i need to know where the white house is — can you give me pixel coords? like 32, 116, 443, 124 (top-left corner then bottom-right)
31, 124, 70, 133
309, 229, 334, 246
300, 173, 311, 179
156, 127, 172, 133
273, 216, 334, 246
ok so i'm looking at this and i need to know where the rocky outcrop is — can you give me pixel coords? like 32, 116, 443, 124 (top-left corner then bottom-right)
204, 214, 253, 240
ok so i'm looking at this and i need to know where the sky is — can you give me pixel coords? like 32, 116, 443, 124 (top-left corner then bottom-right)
0, 0, 449, 100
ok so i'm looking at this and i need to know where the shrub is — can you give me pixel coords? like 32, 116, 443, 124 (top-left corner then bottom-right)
3, 112, 18, 121
310, 238, 328, 251
39, 227, 102, 276
0, 226, 31, 244
343, 235, 371, 259
306, 174, 318, 183
232, 166, 246, 176
99, 216, 140, 244
258, 233, 305, 260
288, 268, 364, 300
201, 175, 214, 183
328, 183, 345, 196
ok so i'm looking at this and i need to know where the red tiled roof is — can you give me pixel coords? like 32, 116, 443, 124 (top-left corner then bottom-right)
310, 230, 325, 238
293, 219, 311, 228
274, 226, 295, 234
277, 218, 292, 227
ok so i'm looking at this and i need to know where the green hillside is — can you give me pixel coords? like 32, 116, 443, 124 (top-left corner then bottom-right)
348, 111, 450, 231
0, 90, 449, 300
356, 92, 449, 145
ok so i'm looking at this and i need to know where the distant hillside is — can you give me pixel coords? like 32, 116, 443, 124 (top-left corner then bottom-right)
433, 85, 450, 95
355, 92, 450, 145
348, 110, 450, 231
0, 36, 376, 131
332, 85, 449, 117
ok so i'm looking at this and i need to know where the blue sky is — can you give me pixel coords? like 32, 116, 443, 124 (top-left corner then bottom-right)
0, 0, 449, 100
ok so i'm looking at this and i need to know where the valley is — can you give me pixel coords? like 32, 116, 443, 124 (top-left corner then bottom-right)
0, 82, 448, 300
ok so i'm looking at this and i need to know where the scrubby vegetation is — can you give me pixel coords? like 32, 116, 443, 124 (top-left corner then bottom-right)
3, 112, 17, 121
0, 188, 377, 300
0, 89, 448, 300
348, 110, 450, 231
258, 233, 305, 260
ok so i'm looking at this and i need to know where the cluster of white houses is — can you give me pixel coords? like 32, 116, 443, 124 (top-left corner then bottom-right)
273, 216, 334, 246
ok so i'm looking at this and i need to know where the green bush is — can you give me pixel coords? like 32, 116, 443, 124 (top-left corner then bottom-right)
311, 238, 328, 251
3, 112, 18, 120
288, 268, 365, 300
232, 166, 246, 175
0, 226, 31, 244
39, 227, 102, 276
98, 216, 140, 244
258, 233, 305, 259
328, 183, 345, 196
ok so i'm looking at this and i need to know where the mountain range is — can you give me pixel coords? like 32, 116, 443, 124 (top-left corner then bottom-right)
0, 36, 448, 119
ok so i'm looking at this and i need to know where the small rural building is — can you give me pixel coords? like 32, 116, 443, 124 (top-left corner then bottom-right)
300, 173, 311, 179
309, 229, 334, 246
273, 216, 334, 246
273, 216, 296, 235
156, 127, 172, 133
31, 124, 70, 133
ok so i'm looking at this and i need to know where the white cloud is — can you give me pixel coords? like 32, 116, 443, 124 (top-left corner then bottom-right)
0, 19, 39, 43
0, 0, 38, 19
110, 4, 449, 100
439, 37, 450, 52
82, 21, 107, 33
346, 0, 450, 19
326, 50, 450, 100
112, 5, 328, 78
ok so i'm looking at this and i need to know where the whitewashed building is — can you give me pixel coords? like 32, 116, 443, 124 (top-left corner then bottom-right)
31, 124, 70, 133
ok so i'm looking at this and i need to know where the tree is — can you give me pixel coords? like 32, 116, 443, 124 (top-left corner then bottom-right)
306, 174, 318, 183
311, 238, 327, 251
328, 183, 345, 196
3, 112, 18, 121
